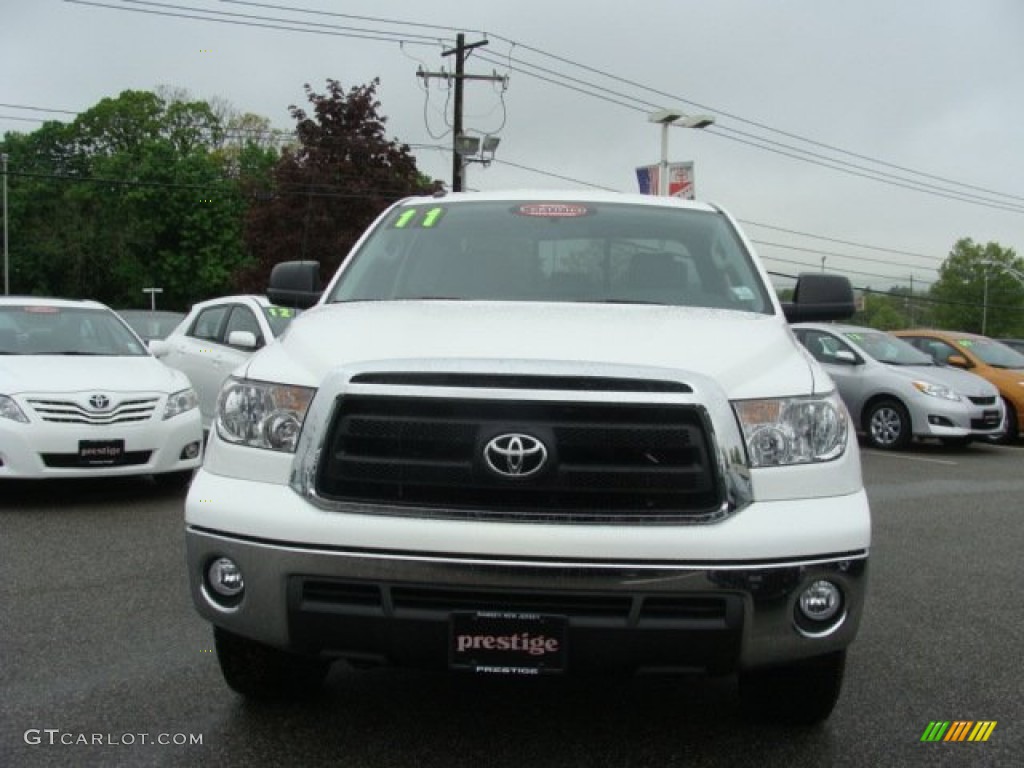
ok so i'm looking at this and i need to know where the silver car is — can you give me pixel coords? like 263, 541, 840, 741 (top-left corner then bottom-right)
793, 324, 1004, 449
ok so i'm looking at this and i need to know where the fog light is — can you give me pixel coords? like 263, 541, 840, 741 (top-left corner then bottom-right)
181, 441, 201, 460
207, 557, 244, 598
798, 580, 841, 622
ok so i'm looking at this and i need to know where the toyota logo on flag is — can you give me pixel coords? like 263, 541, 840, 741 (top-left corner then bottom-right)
483, 433, 548, 478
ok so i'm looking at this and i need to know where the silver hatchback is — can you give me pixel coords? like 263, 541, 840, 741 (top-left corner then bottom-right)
793, 324, 1004, 449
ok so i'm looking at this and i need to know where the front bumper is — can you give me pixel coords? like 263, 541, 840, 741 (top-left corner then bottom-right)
0, 412, 202, 479
911, 396, 1003, 439
187, 496, 869, 673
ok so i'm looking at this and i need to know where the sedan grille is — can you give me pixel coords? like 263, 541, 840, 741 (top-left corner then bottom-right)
968, 396, 997, 406
27, 397, 159, 425
315, 395, 722, 523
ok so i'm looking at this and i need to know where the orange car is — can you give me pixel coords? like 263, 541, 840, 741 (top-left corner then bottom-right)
893, 329, 1024, 442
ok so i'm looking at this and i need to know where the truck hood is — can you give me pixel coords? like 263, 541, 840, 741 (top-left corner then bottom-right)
245, 301, 819, 399
0, 355, 189, 395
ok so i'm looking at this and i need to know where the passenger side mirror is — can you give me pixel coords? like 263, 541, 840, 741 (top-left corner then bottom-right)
834, 349, 859, 364
227, 330, 258, 350
148, 339, 169, 358
782, 274, 856, 323
267, 260, 322, 310
946, 354, 971, 369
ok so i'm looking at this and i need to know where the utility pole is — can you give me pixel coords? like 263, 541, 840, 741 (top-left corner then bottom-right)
418, 34, 506, 192
2, 153, 8, 295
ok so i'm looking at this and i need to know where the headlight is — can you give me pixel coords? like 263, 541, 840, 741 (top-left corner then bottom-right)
911, 380, 961, 401
733, 393, 848, 467
0, 394, 29, 423
216, 377, 315, 452
163, 388, 199, 420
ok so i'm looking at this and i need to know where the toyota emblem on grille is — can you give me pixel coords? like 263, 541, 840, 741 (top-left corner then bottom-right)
88, 394, 111, 410
483, 433, 548, 478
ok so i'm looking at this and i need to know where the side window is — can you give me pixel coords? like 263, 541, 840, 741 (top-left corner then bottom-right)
224, 307, 264, 348
926, 339, 959, 365
801, 330, 850, 364
189, 306, 230, 343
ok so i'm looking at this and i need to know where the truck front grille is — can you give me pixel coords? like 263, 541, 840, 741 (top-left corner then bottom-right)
315, 395, 723, 522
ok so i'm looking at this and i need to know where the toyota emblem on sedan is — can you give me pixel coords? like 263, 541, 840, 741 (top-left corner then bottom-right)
483, 433, 548, 478
88, 394, 111, 411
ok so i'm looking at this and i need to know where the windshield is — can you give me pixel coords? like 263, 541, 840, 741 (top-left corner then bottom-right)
263, 305, 300, 338
956, 337, 1024, 368
845, 330, 932, 365
117, 310, 185, 341
0, 305, 148, 356
328, 200, 773, 313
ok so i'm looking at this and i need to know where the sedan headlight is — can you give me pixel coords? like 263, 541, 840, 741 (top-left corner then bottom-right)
911, 380, 961, 401
163, 388, 199, 420
733, 393, 848, 467
216, 377, 315, 452
0, 394, 29, 424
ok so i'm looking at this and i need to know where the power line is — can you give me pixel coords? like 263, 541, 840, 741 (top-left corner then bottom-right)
62, 0, 1024, 212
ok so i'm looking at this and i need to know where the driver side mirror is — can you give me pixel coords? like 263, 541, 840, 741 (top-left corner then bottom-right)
834, 349, 859, 365
946, 354, 971, 369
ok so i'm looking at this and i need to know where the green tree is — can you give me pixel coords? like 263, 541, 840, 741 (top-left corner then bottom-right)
237, 78, 442, 293
928, 238, 1024, 336
1, 89, 278, 308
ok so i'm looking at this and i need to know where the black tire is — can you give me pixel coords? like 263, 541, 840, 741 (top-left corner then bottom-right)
864, 399, 912, 450
739, 650, 847, 726
990, 398, 1018, 445
214, 627, 329, 700
152, 469, 194, 490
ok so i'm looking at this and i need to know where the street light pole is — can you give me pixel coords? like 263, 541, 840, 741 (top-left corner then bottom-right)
647, 109, 715, 196
2, 153, 9, 296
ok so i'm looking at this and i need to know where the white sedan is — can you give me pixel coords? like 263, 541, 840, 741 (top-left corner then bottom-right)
0, 297, 203, 485
150, 295, 299, 429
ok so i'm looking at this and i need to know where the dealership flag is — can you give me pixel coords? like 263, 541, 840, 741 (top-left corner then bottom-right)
636, 162, 696, 199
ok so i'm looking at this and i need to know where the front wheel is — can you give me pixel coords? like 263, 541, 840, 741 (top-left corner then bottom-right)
865, 399, 912, 450
739, 650, 847, 725
214, 627, 330, 700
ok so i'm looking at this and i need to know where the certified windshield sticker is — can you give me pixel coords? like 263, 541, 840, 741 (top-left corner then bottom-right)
516, 203, 590, 218
266, 307, 296, 318
392, 206, 447, 229
957, 339, 974, 348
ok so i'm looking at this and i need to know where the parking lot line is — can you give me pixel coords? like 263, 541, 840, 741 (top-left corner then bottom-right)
860, 451, 958, 466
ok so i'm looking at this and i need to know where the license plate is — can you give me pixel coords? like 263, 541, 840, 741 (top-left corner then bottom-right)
78, 439, 125, 466
450, 611, 567, 675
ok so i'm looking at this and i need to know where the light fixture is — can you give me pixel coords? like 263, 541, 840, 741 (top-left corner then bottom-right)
454, 134, 481, 156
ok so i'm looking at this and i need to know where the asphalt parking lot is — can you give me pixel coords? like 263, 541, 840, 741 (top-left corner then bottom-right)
1, 440, 1021, 767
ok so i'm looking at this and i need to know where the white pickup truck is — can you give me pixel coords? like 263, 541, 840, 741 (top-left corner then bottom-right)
185, 191, 870, 724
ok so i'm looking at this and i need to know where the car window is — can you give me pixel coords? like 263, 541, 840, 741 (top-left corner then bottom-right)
955, 337, 1024, 369
328, 201, 774, 313
844, 331, 931, 365
262, 305, 299, 338
189, 305, 230, 343
797, 329, 852, 364
224, 306, 264, 347
0, 305, 147, 356
904, 337, 959, 365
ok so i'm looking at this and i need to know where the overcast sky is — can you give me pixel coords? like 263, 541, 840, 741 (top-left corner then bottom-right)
3, 0, 1024, 292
